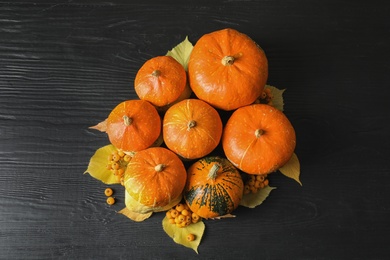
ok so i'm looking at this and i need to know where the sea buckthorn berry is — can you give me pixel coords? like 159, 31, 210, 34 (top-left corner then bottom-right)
123, 154, 131, 162
263, 179, 269, 187
244, 185, 251, 194
118, 150, 125, 157
254, 180, 262, 189
178, 215, 185, 223
248, 178, 255, 186
187, 234, 196, 242
191, 213, 200, 223
175, 203, 185, 212
106, 164, 112, 170
106, 197, 115, 205
170, 209, 179, 218
175, 217, 182, 224
112, 153, 120, 162
181, 209, 190, 216
166, 210, 172, 219
249, 186, 257, 193
169, 218, 175, 224
111, 162, 120, 170
104, 188, 113, 197
117, 168, 125, 176
256, 174, 265, 182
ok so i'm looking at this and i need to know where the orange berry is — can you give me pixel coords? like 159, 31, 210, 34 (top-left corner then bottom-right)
263, 179, 269, 187
169, 218, 175, 224
181, 209, 190, 216
106, 197, 115, 205
104, 188, 113, 196
170, 209, 179, 218
186, 234, 196, 241
175, 203, 185, 212
123, 154, 131, 162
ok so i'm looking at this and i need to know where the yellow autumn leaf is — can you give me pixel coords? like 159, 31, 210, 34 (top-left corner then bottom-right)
265, 85, 285, 111
162, 216, 205, 254
118, 207, 153, 222
84, 144, 120, 184
166, 36, 193, 71
239, 186, 276, 208
279, 153, 302, 186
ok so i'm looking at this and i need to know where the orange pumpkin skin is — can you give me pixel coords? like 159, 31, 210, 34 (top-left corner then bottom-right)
184, 157, 244, 219
135, 56, 187, 107
163, 99, 223, 160
188, 28, 268, 111
124, 147, 187, 208
106, 99, 161, 152
222, 104, 296, 175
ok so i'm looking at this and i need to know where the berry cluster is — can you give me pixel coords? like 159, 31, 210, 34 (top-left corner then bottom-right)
244, 174, 269, 194
166, 203, 201, 228
106, 149, 132, 185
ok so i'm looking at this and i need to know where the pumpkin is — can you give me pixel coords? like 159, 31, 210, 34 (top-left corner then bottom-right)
222, 104, 296, 175
106, 99, 161, 152
124, 147, 187, 210
188, 28, 268, 111
134, 55, 187, 108
163, 99, 223, 160
184, 156, 244, 219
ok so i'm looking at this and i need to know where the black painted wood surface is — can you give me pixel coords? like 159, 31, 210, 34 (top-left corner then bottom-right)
1, 1, 389, 259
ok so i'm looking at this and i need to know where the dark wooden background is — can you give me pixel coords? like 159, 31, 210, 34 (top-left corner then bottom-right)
1, 0, 389, 259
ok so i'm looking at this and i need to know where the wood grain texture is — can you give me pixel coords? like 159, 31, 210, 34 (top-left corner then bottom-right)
1, 1, 390, 259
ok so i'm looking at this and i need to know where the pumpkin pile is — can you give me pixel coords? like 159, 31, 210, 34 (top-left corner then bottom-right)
85, 28, 301, 253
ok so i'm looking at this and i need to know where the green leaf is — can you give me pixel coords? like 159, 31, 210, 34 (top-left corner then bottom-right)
266, 85, 285, 111
239, 186, 276, 208
279, 153, 302, 186
162, 216, 205, 254
84, 144, 120, 184
166, 36, 193, 71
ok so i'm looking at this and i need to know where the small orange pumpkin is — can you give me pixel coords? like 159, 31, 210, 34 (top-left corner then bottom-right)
184, 156, 244, 219
163, 99, 223, 160
222, 104, 296, 175
188, 28, 268, 111
134, 56, 187, 108
106, 99, 161, 152
124, 147, 187, 208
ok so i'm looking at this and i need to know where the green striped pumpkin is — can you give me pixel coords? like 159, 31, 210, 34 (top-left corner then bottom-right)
184, 156, 244, 219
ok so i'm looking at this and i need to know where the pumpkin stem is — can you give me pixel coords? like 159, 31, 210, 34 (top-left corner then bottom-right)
255, 129, 264, 138
187, 120, 196, 131
208, 163, 220, 180
221, 56, 235, 66
155, 164, 165, 172
152, 70, 161, 77
123, 115, 133, 126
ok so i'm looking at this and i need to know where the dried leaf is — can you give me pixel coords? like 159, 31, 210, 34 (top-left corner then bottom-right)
118, 207, 153, 222
89, 118, 108, 132
84, 144, 120, 184
210, 214, 236, 220
162, 216, 205, 254
239, 186, 276, 208
279, 153, 302, 185
166, 36, 193, 71
266, 85, 285, 111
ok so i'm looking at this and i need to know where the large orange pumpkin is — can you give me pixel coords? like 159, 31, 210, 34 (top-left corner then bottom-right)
188, 28, 268, 111
106, 99, 161, 152
124, 147, 187, 209
222, 104, 296, 175
184, 156, 244, 219
134, 56, 187, 108
163, 99, 223, 160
